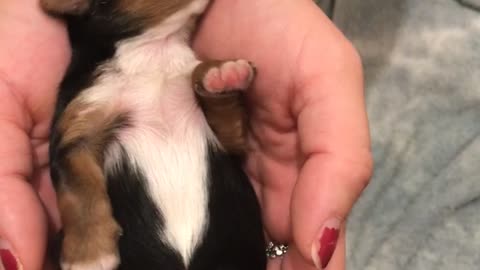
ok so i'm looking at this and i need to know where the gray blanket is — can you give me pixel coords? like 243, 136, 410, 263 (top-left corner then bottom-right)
316, 0, 480, 269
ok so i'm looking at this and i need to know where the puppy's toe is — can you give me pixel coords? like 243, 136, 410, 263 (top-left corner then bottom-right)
202, 60, 255, 93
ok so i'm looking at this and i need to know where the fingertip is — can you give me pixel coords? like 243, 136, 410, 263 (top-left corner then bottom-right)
0, 238, 21, 270
311, 218, 341, 269
285, 224, 346, 270
290, 153, 369, 268
0, 178, 48, 270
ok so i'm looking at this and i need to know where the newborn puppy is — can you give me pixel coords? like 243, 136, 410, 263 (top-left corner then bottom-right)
40, 0, 266, 269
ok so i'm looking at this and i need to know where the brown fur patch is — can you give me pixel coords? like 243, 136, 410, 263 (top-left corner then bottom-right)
40, 0, 90, 15
54, 97, 127, 264
115, 0, 196, 27
192, 61, 250, 155
58, 149, 121, 263
58, 100, 128, 162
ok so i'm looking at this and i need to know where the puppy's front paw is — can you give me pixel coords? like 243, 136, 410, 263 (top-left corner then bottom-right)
61, 219, 121, 270
201, 60, 255, 93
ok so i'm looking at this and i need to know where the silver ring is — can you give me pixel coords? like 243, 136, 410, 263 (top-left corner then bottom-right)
266, 242, 289, 258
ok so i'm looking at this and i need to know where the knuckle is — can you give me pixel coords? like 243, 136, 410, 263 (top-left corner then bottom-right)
345, 41, 363, 69
334, 149, 373, 194
331, 38, 364, 78
351, 150, 374, 192
338, 38, 363, 67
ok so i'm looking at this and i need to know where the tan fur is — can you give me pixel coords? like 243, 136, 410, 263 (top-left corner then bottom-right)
192, 61, 249, 155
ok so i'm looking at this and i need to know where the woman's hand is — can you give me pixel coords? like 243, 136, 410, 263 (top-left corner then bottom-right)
0, 0, 69, 269
194, 0, 372, 269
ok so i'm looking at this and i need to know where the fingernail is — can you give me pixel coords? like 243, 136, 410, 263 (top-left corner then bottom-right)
312, 218, 341, 269
0, 239, 21, 270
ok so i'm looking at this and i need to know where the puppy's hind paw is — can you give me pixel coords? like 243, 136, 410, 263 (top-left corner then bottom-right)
201, 60, 255, 93
60, 217, 122, 270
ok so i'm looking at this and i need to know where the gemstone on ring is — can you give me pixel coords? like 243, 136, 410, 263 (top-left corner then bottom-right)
266, 242, 288, 258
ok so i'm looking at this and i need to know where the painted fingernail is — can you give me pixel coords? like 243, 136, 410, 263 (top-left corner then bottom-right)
312, 218, 341, 269
0, 239, 21, 270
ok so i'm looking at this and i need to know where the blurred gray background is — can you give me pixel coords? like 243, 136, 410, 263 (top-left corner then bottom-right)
315, 0, 480, 269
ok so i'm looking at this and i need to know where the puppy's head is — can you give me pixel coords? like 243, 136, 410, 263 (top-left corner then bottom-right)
41, 0, 200, 29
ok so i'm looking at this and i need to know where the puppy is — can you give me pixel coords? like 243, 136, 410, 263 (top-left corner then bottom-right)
40, 0, 266, 269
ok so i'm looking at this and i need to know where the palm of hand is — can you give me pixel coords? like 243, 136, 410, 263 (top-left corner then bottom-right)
195, 1, 369, 269
194, 0, 304, 241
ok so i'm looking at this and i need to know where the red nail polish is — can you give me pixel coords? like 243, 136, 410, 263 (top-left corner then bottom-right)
0, 249, 19, 270
312, 219, 340, 269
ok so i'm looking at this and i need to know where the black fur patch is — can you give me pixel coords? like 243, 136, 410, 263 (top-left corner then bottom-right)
107, 149, 184, 270
189, 146, 266, 270
106, 146, 266, 269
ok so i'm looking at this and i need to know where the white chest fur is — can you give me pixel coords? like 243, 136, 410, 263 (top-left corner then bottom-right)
80, 0, 213, 265
118, 78, 210, 266
114, 70, 210, 266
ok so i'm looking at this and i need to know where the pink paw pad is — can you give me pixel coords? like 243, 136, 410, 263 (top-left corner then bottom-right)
203, 60, 255, 93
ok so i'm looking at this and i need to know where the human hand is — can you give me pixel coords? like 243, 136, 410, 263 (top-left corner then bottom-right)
0, 0, 69, 269
193, 0, 373, 269
0, 0, 372, 270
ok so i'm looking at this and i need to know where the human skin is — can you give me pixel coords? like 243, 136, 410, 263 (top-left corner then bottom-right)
0, 0, 372, 270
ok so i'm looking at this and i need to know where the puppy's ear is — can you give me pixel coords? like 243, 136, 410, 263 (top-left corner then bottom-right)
40, 0, 91, 15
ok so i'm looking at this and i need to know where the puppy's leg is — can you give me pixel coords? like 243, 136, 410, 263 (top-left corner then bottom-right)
52, 100, 126, 270
40, 0, 90, 15
192, 60, 255, 154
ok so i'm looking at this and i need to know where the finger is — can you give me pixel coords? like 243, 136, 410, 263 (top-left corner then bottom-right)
266, 230, 345, 270
278, 218, 346, 270
280, 246, 316, 270
289, 6, 373, 269
0, 178, 48, 270
32, 167, 61, 270
31, 167, 61, 232
0, 83, 48, 270
323, 226, 345, 270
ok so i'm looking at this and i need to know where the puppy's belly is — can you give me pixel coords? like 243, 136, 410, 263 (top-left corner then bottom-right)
82, 66, 265, 270
104, 76, 212, 265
